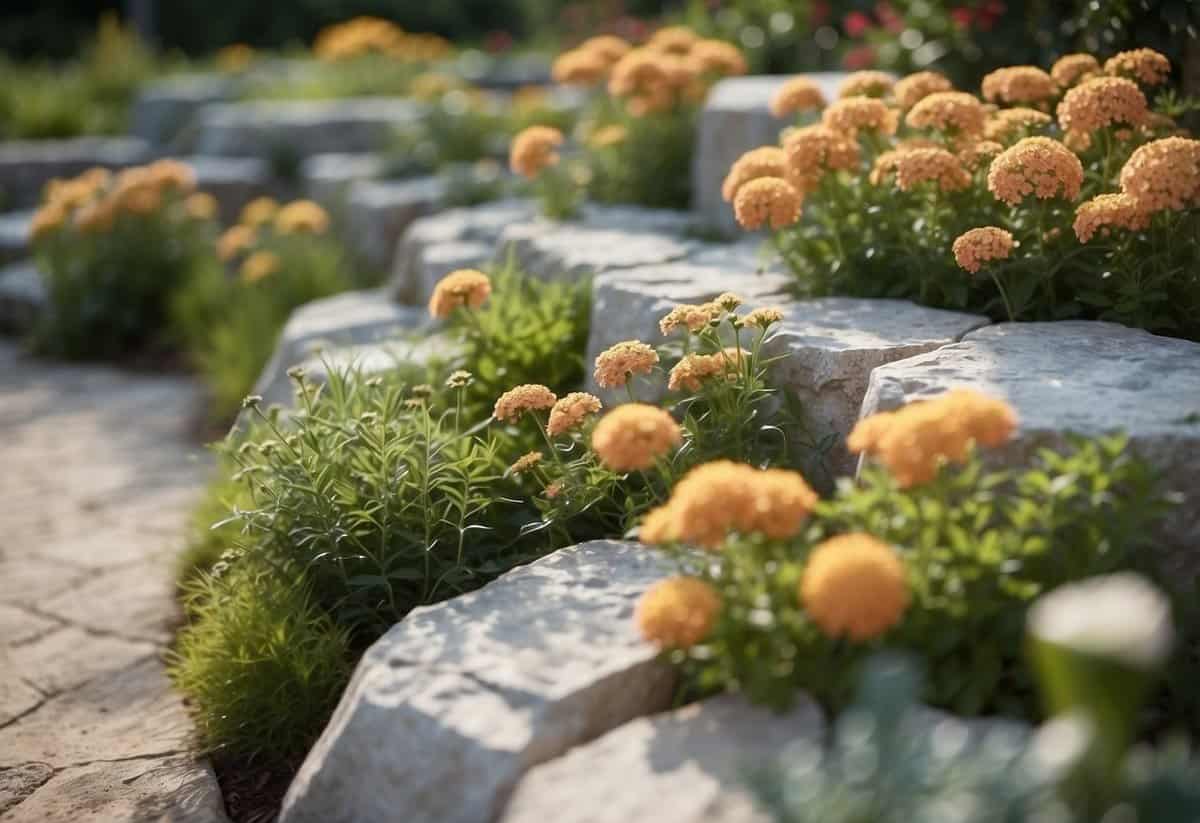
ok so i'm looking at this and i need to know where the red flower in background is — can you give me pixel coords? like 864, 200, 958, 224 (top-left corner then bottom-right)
875, 2, 904, 34
844, 11, 872, 38
811, 1, 832, 26
484, 30, 513, 53
950, 7, 973, 29
843, 44, 877, 69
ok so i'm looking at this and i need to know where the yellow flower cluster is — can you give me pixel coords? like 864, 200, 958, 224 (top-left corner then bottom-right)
240, 250, 280, 284
893, 71, 953, 110
509, 126, 564, 179
591, 403, 681, 471
905, 91, 986, 138
1056, 76, 1147, 134
240, 196, 278, 227
639, 460, 819, 548
667, 350, 738, 393
274, 200, 330, 235
1104, 48, 1171, 86
510, 451, 544, 475
688, 40, 748, 77
1050, 54, 1100, 88
1072, 193, 1150, 243
733, 177, 803, 231
848, 388, 1018, 488
493, 384, 557, 423
800, 534, 909, 642
952, 226, 1015, 273
894, 148, 971, 193
547, 392, 603, 437
313, 17, 449, 62
1117, 137, 1200, 213
839, 71, 895, 99
769, 77, 827, 119
428, 269, 492, 318
636, 576, 721, 649
722, 147, 787, 202
981, 65, 1058, 106
740, 306, 785, 328
185, 192, 219, 221
551, 49, 611, 86
822, 97, 898, 136
986, 137, 1083, 206
659, 302, 717, 335
593, 340, 660, 389
217, 224, 255, 262
783, 125, 861, 192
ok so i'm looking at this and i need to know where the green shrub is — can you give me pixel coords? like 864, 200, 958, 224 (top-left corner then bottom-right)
585, 106, 696, 211
169, 559, 353, 765
175, 459, 254, 588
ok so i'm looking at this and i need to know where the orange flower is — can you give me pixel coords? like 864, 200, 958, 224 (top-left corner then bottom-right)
510, 451, 544, 474
659, 302, 718, 335
783, 124, 861, 192
593, 340, 660, 389
29, 202, 68, 242
667, 352, 727, 393
733, 177, 803, 231
722, 146, 788, 202
984, 107, 1053, 142
740, 306, 785, 329
801, 534, 909, 642
987, 137, 1083, 206
275, 199, 330, 235
822, 97, 898, 135
579, 35, 633, 63
769, 77, 827, 118
952, 227, 1015, 273
689, 39, 747, 76
239, 196, 279, 227
894, 148, 971, 192
1057, 76, 1147, 134
1118, 137, 1200, 213
1050, 53, 1101, 88
509, 126, 564, 178
184, 192, 219, 221
551, 49, 609, 86
1073, 193, 1151, 243
645, 25, 699, 55
546, 392, 602, 436
591, 403, 681, 471
493, 384, 557, 423
146, 159, 197, 193
838, 71, 895, 99
981, 66, 1058, 106
894, 71, 953, 109
958, 140, 1004, 171
240, 250, 280, 283
428, 269, 492, 318
1104, 48, 1171, 86
608, 48, 672, 99
905, 91, 987, 137
217, 224, 255, 262
636, 576, 721, 649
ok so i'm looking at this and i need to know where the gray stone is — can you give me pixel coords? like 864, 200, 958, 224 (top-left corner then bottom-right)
193, 98, 421, 160
344, 176, 446, 272
502, 694, 824, 823
0, 211, 31, 265
413, 240, 495, 306
279, 541, 678, 823
859, 321, 1200, 571
0, 261, 45, 336
692, 73, 850, 236
186, 155, 272, 223
0, 137, 150, 209
451, 52, 554, 90
499, 215, 694, 282
131, 73, 237, 148
302, 153, 386, 213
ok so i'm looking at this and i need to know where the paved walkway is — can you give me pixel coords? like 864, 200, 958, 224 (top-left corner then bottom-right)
0, 342, 228, 822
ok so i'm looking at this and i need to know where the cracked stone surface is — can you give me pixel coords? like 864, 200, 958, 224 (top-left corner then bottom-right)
0, 342, 227, 822
279, 540, 677, 823
0, 137, 150, 209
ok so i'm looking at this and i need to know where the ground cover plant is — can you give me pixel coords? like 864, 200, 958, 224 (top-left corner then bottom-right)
28, 160, 219, 359
723, 49, 1200, 340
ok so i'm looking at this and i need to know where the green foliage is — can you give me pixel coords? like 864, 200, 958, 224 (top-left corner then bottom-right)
385, 93, 509, 177
585, 105, 696, 211
175, 460, 252, 587
169, 559, 353, 765
240, 54, 423, 101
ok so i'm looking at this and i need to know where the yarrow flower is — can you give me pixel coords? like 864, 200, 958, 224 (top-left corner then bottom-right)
145, 159, 197, 193
905, 91, 986, 137
607, 48, 673, 99
984, 107, 1053, 142
894, 70, 953, 110
821, 97, 898, 135
659, 302, 717, 335
493, 384, 558, 423
1056, 76, 1147, 134
547, 392, 603, 436
579, 34, 633, 63
240, 250, 280, 283
783, 124, 861, 191
586, 124, 628, 149
275, 199, 330, 235
722, 146, 787, 202
509, 126, 564, 178
1050, 53, 1101, 88
848, 388, 1019, 487
769, 77, 827, 118
689, 39, 747, 76
29, 201, 68, 242
551, 49, 610, 86
800, 533, 910, 642
184, 192, 218, 221
894, 148, 971, 192
1073, 193, 1151, 243
593, 340, 660, 389
838, 70, 895, 99
987, 137, 1083, 206
639, 460, 819, 548
636, 576, 721, 649
646, 25, 699, 55
217, 225, 255, 261
981, 65, 1058, 106
428, 269, 492, 318
740, 306, 785, 329
952, 227, 1015, 273
958, 140, 1004, 171
591, 403, 681, 471
733, 177, 803, 231
1104, 48, 1171, 87
510, 451, 544, 475
445, 369, 473, 389
239, 196, 279, 227
667, 352, 734, 393
1118, 136, 1200, 213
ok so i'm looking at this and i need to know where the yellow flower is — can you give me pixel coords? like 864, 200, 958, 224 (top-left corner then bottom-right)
551, 49, 610, 86
733, 177, 803, 231
428, 269, 492, 318
607, 48, 673, 100
591, 403, 681, 471
636, 576, 721, 650
667, 353, 727, 393
240, 250, 280, 283
593, 340, 660, 389
510, 451, 544, 475
659, 302, 717, 335
645, 25, 699, 56
952, 226, 1015, 273
981, 66, 1058, 106
275, 200, 330, 235
586, 124, 628, 149
29, 201, 69, 242
117, 182, 162, 215
1118, 137, 1200, 213
217, 224, 256, 262
1050, 53, 1100, 88
740, 306, 785, 329
146, 159, 197, 194
1104, 48, 1171, 86
893, 70, 953, 109
579, 35, 633, 64
688, 39, 747, 77
769, 77, 827, 118
184, 192, 218, 221
216, 43, 255, 73
509, 126, 564, 179
74, 199, 117, 234
987, 137, 1083, 206
721, 146, 788, 202
838, 71, 895, 99
638, 505, 675, 545
905, 91, 987, 137
1056, 76, 1147, 134
493, 384, 557, 423
894, 148, 971, 193
821, 97, 898, 135
801, 534, 909, 642
240, 196, 279, 227
547, 392, 603, 436
408, 72, 460, 100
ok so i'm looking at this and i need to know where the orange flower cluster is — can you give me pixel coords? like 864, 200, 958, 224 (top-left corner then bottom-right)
733, 177, 803, 230
636, 576, 721, 649
509, 451, 544, 475
275, 200, 330, 235
598, 27, 745, 114
848, 389, 1018, 487
639, 460, 818, 548
981, 65, 1058, 106
313, 17, 449, 62
839, 71, 895, 99
987, 137, 1083, 206
783, 125, 861, 192
493, 384, 558, 423
893, 71, 953, 110
905, 91, 986, 137
184, 192, 218, 221
722, 147, 787, 202
240, 250, 280, 284
659, 302, 718, 335
546, 392, 603, 436
983, 107, 1052, 142
740, 306, 785, 328
509, 126, 564, 179
591, 403, 681, 471
552, 35, 633, 86
1050, 53, 1100, 88
217, 225, 255, 262
1072, 193, 1150, 243
428, 269, 492, 318
822, 97, 899, 136
952, 226, 1015, 273
894, 148, 971, 193
593, 340, 660, 389
801, 534, 909, 641
1118, 137, 1200, 213
769, 77, 827, 119
666, 350, 742, 393
240, 196, 278, 227
1057, 76, 1147, 134
1104, 48, 1171, 86
958, 140, 1004, 171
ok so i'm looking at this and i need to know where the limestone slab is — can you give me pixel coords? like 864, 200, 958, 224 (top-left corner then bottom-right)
0, 261, 43, 336
131, 73, 237, 148
301, 152, 386, 213
0, 211, 31, 265
860, 321, 1200, 570
0, 137, 149, 209
501, 693, 824, 823
344, 176, 446, 272
186, 155, 272, 223
413, 240, 495, 306
279, 541, 678, 823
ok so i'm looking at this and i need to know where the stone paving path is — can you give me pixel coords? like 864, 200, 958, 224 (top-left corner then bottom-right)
0, 342, 228, 821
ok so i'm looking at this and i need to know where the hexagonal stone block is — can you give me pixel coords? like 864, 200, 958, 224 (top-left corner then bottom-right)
501, 693, 824, 823
279, 541, 677, 823
0, 137, 150, 209
860, 320, 1200, 571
